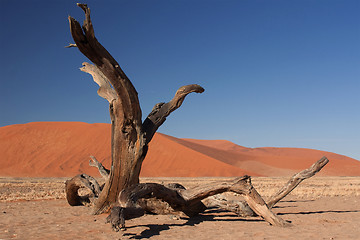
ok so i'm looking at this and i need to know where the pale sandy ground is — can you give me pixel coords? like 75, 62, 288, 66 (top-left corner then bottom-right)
0, 177, 359, 240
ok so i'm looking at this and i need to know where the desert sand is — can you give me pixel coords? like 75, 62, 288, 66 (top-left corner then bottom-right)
0, 177, 359, 239
1, 122, 360, 178
1, 122, 360, 239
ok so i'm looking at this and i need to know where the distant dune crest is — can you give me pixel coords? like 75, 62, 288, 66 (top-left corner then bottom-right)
1, 122, 359, 177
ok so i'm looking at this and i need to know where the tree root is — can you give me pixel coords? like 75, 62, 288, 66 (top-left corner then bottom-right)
65, 157, 329, 231
110, 176, 290, 231
65, 173, 102, 206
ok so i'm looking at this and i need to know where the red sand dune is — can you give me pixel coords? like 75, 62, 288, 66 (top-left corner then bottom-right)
0, 122, 359, 177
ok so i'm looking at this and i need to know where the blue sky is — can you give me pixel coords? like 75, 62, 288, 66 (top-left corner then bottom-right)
1, 0, 359, 160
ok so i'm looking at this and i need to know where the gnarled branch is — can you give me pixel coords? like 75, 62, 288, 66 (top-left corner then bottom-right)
143, 84, 204, 143
203, 157, 330, 217
113, 176, 290, 231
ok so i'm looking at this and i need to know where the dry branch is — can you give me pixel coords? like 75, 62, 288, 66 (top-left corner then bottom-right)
267, 156, 329, 208
89, 155, 110, 180
143, 84, 204, 143
112, 176, 290, 230
65, 43, 77, 48
203, 157, 330, 217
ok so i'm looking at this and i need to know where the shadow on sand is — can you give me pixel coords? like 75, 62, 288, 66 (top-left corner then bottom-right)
120, 200, 360, 239
277, 209, 360, 216
122, 212, 262, 239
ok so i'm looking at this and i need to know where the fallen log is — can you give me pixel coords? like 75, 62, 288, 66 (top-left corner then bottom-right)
108, 176, 290, 231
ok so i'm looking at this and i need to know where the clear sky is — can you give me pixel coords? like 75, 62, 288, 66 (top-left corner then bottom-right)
1, 0, 359, 160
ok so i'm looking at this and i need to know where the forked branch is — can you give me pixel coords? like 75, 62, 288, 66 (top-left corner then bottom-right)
69, 3, 141, 122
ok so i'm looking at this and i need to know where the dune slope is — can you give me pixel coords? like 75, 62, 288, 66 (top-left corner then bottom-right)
0, 122, 252, 177
0, 122, 359, 177
179, 138, 360, 176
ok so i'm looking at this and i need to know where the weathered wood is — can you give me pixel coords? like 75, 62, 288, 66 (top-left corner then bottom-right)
89, 155, 110, 180
113, 176, 290, 230
65, 174, 101, 206
65, 3, 329, 232
203, 194, 256, 217
105, 206, 146, 232
143, 84, 204, 144
106, 206, 126, 231
69, 4, 141, 120
68, 3, 204, 215
93, 82, 204, 214
203, 157, 330, 216
267, 156, 329, 208
135, 183, 206, 216
228, 177, 290, 227
69, 4, 145, 214
80, 63, 117, 103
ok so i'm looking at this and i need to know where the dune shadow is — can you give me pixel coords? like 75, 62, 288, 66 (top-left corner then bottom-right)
123, 213, 262, 239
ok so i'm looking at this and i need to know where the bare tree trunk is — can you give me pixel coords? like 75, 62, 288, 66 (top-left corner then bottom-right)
67, 3, 204, 214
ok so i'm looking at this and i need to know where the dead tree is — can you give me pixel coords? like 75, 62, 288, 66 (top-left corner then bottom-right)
66, 3, 207, 215
65, 4, 328, 231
